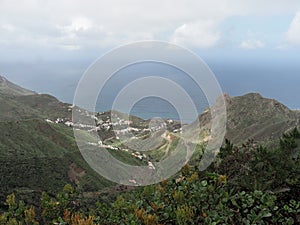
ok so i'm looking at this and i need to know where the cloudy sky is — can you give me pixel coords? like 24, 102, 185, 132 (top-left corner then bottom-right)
1, 0, 300, 61
0, 0, 300, 107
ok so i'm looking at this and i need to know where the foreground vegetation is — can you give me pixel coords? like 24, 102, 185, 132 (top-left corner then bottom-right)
1, 128, 300, 224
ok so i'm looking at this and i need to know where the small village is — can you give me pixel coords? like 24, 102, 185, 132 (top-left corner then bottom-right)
44, 107, 182, 182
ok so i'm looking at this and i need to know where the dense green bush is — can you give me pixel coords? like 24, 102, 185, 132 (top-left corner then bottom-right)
1, 129, 300, 224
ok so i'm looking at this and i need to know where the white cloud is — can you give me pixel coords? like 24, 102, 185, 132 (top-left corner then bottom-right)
286, 12, 300, 46
170, 20, 220, 48
239, 39, 265, 49
61, 17, 94, 33
0, 0, 300, 60
1, 24, 15, 32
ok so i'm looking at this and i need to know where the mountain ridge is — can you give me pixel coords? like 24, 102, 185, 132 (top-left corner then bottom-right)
198, 92, 300, 145
0, 75, 36, 96
1, 75, 299, 145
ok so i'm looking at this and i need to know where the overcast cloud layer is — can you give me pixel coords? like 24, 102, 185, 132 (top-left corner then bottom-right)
0, 0, 300, 61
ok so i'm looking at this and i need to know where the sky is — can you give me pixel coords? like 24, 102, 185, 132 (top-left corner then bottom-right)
0, 0, 300, 108
1, 0, 300, 60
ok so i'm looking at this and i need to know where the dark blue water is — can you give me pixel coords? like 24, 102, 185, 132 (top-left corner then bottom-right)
1, 54, 300, 122
95, 62, 209, 122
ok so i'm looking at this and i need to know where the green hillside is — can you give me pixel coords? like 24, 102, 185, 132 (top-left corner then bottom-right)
0, 119, 113, 195
0, 77, 146, 203
197, 93, 300, 146
0, 76, 35, 96
0, 128, 299, 224
0, 93, 71, 122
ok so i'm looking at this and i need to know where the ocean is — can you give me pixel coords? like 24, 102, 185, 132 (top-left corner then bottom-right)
1, 55, 300, 123
94, 59, 300, 123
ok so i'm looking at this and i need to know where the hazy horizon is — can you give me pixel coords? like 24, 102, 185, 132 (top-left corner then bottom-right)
1, 52, 300, 112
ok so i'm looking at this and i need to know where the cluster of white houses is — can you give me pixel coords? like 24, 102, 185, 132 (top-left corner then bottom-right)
45, 115, 158, 171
